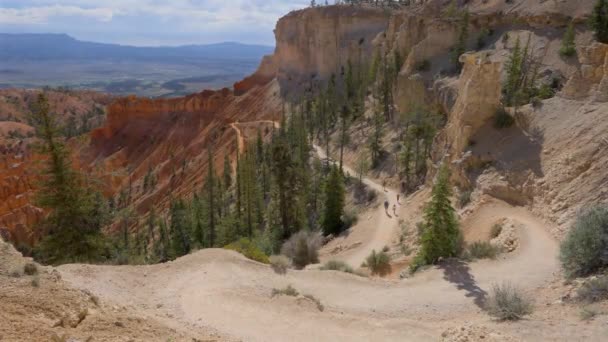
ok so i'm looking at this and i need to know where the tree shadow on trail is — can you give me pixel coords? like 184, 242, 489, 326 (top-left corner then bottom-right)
438, 259, 487, 309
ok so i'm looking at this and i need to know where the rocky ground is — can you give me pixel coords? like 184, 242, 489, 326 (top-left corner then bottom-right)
0, 238, 223, 342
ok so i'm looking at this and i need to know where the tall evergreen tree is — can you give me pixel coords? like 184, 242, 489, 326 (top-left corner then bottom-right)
206, 146, 216, 246
322, 165, 345, 236
31, 94, 109, 264
451, 10, 470, 71
169, 199, 191, 259
415, 165, 461, 266
503, 37, 523, 106
559, 22, 577, 57
223, 153, 232, 189
591, 0, 608, 43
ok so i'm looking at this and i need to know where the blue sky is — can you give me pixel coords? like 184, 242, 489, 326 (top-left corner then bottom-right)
0, 0, 308, 46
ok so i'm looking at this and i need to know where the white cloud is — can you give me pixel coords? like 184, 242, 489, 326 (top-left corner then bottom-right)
0, 5, 116, 24
0, 1, 309, 44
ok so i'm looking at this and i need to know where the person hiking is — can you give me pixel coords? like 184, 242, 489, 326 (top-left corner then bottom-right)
397, 193, 400, 204
382, 179, 387, 192
393, 204, 397, 216
384, 200, 389, 212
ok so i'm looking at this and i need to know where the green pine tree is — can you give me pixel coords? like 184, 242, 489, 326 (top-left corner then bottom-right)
503, 37, 523, 106
451, 10, 470, 71
559, 22, 577, 57
169, 199, 191, 259
413, 164, 462, 268
591, 0, 608, 43
31, 94, 109, 265
322, 165, 345, 236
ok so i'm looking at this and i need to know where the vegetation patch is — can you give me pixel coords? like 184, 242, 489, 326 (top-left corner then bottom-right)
321, 260, 354, 274
23, 262, 38, 276
224, 238, 270, 264
490, 223, 503, 239
271, 285, 299, 298
269, 255, 291, 275
560, 206, 608, 278
467, 241, 500, 260
494, 107, 514, 129
281, 231, 323, 269
577, 275, 608, 303
458, 190, 472, 208
303, 294, 325, 312
485, 282, 533, 321
365, 250, 391, 276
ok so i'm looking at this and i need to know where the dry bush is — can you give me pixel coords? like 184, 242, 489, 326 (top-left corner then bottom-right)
560, 206, 608, 278
485, 283, 533, 321
281, 231, 323, 269
271, 285, 299, 297
269, 255, 291, 275
303, 294, 324, 312
365, 250, 391, 276
23, 262, 38, 276
577, 275, 608, 303
490, 223, 503, 238
320, 260, 354, 274
468, 241, 500, 260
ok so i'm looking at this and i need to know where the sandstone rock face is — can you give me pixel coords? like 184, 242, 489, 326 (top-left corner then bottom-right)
562, 43, 608, 101
447, 52, 502, 156
86, 80, 282, 234
0, 143, 44, 246
274, 6, 389, 93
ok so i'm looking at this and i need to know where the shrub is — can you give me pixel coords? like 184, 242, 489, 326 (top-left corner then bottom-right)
23, 262, 38, 276
269, 255, 291, 275
281, 231, 323, 269
490, 223, 503, 239
560, 206, 608, 278
458, 190, 472, 208
303, 294, 324, 311
31, 275, 40, 288
577, 275, 608, 303
342, 210, 359, 230
536, 84, 555, 99
9, 267, 22, 278
559, 22, 577, 57
580, 307, 598, 321
321, 260, 354, 274
365, 250, 391, 276
494, 107, 514, 129
530, 97, 542, 109
224, 238, 270, 264
485, 283, 533, 321
415, 59, 431, 72
468, 241, 500, 260
271, 284, 298, 297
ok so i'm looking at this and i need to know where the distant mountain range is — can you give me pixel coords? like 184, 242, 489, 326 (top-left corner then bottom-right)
0, 33, 274, 62
0, 34, 274, 97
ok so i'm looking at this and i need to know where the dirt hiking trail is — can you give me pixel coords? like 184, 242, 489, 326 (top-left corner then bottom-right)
57, 145, 572, 341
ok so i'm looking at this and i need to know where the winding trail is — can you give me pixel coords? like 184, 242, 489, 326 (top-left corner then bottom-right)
314, 145, 401, 267
58, 133, 561, 342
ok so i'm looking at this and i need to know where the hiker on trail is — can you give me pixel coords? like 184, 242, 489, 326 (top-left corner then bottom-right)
397, 193, 400, 204
393, 204, 397, 216
384, 200, 389, 211
382, 179, 387, 192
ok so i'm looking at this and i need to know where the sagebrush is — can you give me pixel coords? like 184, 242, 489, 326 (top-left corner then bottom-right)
485, 283, 533, 321
560, 206, 608, 278
281, 230, 323, 269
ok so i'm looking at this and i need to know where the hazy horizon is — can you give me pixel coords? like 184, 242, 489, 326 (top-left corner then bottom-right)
0, 0, 308, 46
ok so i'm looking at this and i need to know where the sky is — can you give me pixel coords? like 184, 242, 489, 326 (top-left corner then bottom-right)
0, 0, 309, 46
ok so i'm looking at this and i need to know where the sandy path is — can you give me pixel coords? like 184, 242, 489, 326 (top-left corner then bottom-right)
314, 145, 402, 267
58, 143, 561, 342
